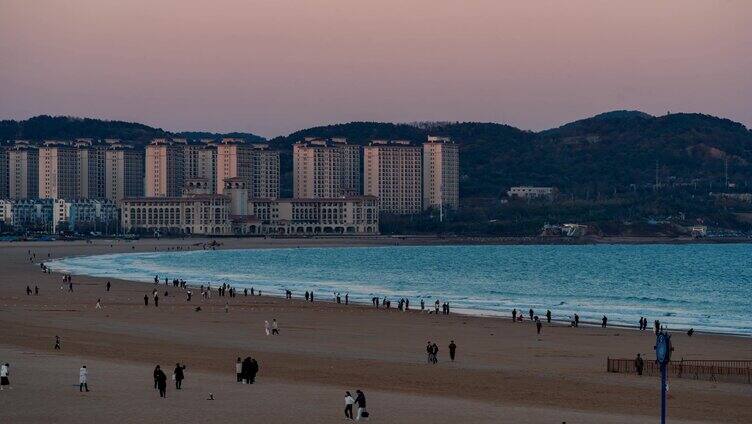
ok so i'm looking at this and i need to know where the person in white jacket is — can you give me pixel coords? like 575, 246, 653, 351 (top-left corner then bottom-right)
0, 363, 10, 390
264, 320, 270, 336
79, 365, 89, 392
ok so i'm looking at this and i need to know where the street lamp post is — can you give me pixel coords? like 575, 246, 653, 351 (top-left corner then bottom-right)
654, 331, 674, 424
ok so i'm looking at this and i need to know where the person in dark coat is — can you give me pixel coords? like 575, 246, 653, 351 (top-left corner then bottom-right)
153, 365, 160, 389
354, 389, 367, 420
634, 353, 645, 376
241, 357, 252, 384
155, 365, 167, 398
174, 363, 186, 389
448, 340, 457, 361
249, 358, 259, 383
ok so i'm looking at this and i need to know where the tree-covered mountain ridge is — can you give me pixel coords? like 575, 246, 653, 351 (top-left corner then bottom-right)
2, 111, 751, 199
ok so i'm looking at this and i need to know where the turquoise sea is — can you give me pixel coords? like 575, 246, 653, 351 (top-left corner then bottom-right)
50, 244, 752, 335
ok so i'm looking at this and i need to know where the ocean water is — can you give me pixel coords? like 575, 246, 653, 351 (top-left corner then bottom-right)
50, 244, 752, 335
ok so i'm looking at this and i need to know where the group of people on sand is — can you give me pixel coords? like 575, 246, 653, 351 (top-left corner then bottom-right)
235, 357, 260, 384
425, 340, 457, 363
152, 363, 186, 397
264, 319, 280, 336
343, 389, 368, 420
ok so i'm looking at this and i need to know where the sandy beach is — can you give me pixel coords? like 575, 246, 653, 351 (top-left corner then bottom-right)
0, 237, 751, 423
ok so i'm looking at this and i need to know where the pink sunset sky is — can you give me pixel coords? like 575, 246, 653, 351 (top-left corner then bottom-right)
1, 0, 750, 138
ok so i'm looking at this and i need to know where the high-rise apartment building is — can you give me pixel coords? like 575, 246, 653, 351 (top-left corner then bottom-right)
422, 136, 459, 211
145, 139, 184, 197
216, 138, 279, 198
8, 141, 39, 199
105, 144, 145, 201
183, 141, 214, 192
363, 140, 423, 214
75, 139, 107, 199
38, 141, 80, 199
0, 145, 8, 199
292, 138, 361, 198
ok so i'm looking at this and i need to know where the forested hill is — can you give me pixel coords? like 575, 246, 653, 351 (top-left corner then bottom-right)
0, 116, 264, 144
3, 112, 752, 201
270, 112, 752, 198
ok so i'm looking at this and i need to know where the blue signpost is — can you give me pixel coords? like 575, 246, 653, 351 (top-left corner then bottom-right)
655, 332, 673, 424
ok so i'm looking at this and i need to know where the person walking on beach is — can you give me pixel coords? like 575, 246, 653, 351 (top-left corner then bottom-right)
272, 319, 279, 335
426, 341, 433, 363
420, 299, 425, 310
155, 366, 167, 398
106, 281, 111, 292
79, 365, 89, 392
153, 365, 161, 389
602, 315, 608, 328
54, 335, 61, 350
34, 285, 38, 295
546, 309, 552, 323
26, 285, 31, 295
241, 357, 251, 384
431, 342, 439, 363
264, 320, 271, 336
345, 293, 349, 305
236, 357, 243, 382
634, 353, 644, 376
144, 294, 149, 306
249, 358, 259, 383
574, 314, 580, 327
154, 294, 159, 308
0, 363, 9, 390
173, 363, 186, 389
536, 317, 542, 335
68, 282, 74, 293
305, 291, 310, 301
354, 389, 367, 420
344, 391, 355, 419
449, 340, 457, 361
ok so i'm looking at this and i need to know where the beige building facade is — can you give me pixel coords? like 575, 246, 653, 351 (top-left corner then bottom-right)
422, 136, 459, 211
121, 194, 232, 236
75, 140, 107, 199
363, 140, 422, 214
215, 138, 279, 198
145, 139, 184, 197
293, 138, 361, 198
8, 142, 39, 200
105, 144, 145, 201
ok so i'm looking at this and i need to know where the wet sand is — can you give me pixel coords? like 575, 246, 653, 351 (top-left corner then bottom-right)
0, 238, 750, 423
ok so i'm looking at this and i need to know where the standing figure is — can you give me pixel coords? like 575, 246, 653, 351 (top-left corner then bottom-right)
0, 363, 9, 390
79, 365, 89, 392
344, 391, 355, 419
448, 340, 457, 361
174, 363, 186, 389
155, 365, 167, 397
354, 390, 367, 420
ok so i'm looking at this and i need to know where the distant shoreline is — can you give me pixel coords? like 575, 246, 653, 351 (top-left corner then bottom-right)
44, 236, 752, 337
4, 234, 751, 248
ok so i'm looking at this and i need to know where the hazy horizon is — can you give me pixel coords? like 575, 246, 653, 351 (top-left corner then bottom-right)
1, 1, 751, 138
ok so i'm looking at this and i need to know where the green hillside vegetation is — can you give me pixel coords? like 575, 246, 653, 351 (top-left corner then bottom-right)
3, 112, 752, 236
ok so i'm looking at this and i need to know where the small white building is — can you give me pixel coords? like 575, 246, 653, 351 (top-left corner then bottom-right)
507, 186, 557, 200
